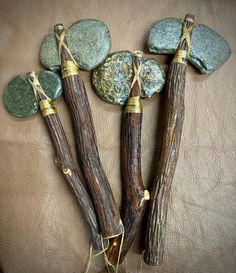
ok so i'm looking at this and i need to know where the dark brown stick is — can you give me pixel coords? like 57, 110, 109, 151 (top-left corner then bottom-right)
106, 52, 149, 264
144, 14, 194, 265
27, 72, 102, 251
54, 24, 123, 238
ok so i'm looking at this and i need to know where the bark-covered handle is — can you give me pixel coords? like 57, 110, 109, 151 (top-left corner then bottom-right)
144, 14, 194, 266
26, 78, 103, 251
54, 24, 122, 238
44, 112, 103, 251
106, 52, 149, 264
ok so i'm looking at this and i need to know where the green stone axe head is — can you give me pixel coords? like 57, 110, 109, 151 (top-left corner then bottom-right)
148, 16, 231, 74
40, 20, 124, 240
144, 14, 231, 266
92, 50, 165, 264
3, 71, 104, 252
40, 19, 111, 71
92, 50, 166, 105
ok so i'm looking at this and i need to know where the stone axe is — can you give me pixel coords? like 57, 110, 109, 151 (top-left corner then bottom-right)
92, 50, 165, 264
3, 70, 103, 251
40, 20, 123, 240
144, 14, 231, 266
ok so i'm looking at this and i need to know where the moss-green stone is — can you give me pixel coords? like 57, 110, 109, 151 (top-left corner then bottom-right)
40, 34, 61, 71
40, 19, 111, 71
190, 24, 231, 74
148, 18, 231, 74
4, 71, 62, 118
92, 51, 166, 105
148, 18, 182, 55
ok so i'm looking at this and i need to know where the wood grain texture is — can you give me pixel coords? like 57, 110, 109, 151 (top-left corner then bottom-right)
54, 24, 123, 238
144, 14, 194, 266
1, 1, 236, 273
33, 89, 103, 251
106, 54, 148, 264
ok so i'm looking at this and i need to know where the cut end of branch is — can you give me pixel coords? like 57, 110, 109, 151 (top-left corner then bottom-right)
27, 71, 37, 82
184, 14, 195, 24
54, 23, 65, 34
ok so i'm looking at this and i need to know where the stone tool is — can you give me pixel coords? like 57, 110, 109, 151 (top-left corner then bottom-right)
92, 51, 165, 264
3, 70, 104, 251
40, 20, 123, 240
144, 14, 231, 265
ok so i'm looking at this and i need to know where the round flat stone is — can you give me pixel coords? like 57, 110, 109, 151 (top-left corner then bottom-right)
67, 19, 111, 70
148, 18, 182, 55
92, 51, 165, 105
38, 71, 62, 100
40, 34, 61, 71
4, 71, 62, 118
40, 19, 111, 71
148, 18, 231, 74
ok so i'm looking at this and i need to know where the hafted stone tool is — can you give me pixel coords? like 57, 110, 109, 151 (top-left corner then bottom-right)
144, 14, 231, 266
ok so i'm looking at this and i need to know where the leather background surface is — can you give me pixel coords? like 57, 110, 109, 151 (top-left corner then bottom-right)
0, 0, 235, 272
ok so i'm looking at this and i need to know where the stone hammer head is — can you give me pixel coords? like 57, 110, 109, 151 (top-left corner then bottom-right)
148, 18, 231, 74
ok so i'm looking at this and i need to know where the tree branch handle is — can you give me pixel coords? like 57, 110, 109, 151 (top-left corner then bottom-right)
144, 14, 194, 266
106, 52, 149, 264
54, 24, 123, 238
29, 85, 103, 251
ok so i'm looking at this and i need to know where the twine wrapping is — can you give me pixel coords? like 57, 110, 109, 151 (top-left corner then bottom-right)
55, 29, 80, 77
172, 49, 188, 65
84, 222, 125, 273
124, 96, 142, 113
124, 51, 143, 113
61, 60, 79, 78
172, 22, 193, 65
27, 71, 57, 117
39, 100, 57, 117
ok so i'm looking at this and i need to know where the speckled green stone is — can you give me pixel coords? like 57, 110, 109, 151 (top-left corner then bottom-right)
92, 51, 166, 105
148, 18, 231, 74
4, 71, 62, 118
148, 18, 182, 55
40, 34, 61, 71
40, 19, 111, 71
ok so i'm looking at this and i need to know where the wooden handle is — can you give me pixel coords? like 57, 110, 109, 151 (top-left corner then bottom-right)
54, 24, 122, 238
144, 14, 194, 266
30, 88, 103, 251
106, 52, 149, 264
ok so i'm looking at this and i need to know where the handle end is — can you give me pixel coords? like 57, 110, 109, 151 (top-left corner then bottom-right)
54, 23, 65, 31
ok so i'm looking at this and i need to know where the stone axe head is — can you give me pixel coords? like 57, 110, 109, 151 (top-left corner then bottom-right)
144, 14, 231, 267
148, 17, 231, 74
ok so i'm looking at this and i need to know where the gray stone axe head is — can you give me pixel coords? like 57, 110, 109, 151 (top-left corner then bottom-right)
144, 14, 231, 267
148, 16, 231, 74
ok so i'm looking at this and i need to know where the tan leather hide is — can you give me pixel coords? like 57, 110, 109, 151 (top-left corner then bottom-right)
0, 0, 235, 272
